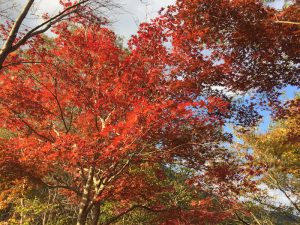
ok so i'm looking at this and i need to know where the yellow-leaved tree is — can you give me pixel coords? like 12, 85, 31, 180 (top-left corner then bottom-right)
235, 97, 300, 224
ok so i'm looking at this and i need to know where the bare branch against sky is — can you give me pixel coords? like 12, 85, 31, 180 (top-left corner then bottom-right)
0, 0, 121, 70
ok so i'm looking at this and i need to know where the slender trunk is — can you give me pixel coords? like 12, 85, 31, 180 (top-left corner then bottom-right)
279, 186, 300, 213
250, 212, 262, 225
77, 210, 89, 225
20, 179, 26, 224
91, 202, 101, 225
76, 166, 94, 225
20, 198, 24, 224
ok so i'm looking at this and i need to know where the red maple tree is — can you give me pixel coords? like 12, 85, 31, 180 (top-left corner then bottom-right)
0, 15, 250, 224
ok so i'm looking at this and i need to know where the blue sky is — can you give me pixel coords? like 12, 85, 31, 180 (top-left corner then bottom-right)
258, 85, 299, 133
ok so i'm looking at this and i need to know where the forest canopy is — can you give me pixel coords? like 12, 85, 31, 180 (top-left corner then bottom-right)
0, 0, 299, 224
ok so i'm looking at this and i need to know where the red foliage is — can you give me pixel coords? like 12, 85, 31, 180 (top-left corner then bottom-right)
0, 19, 241, 222
1, 0, 298, 223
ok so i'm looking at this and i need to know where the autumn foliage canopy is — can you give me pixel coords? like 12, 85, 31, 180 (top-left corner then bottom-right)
0, 0, 299, 224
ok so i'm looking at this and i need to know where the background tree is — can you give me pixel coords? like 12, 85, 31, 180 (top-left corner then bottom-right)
235, 97, 300, 224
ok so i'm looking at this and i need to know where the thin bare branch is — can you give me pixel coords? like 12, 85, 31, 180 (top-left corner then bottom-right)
274, 20, 300, 25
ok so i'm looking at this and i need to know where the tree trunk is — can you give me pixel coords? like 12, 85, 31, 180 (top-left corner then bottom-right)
76, 166, 94, 225
77, 210, 89, 225
0, 52, 8, 70
91, 202, 101, 225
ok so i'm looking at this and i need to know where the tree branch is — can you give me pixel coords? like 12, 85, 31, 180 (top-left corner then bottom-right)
268, 173, 300, 214
274, 20, 300, 25
54, 83, 69, 133
2, 61, 50, 69
0, 0, 34, 67
0, 100, 54, 142
47, 184, 81, 196
0, 0, 93, 69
